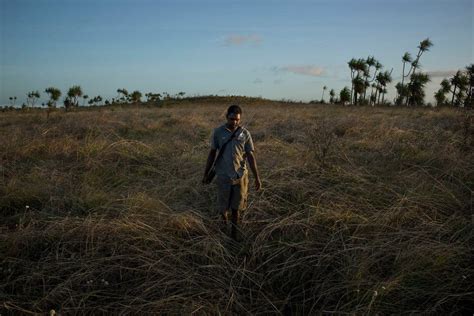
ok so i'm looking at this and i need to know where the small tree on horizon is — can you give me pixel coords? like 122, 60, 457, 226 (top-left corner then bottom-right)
8, 96, 17, 106
329, 89, 335, 104
27, 91, 40, 108
321, 85, 327, 102
82, 95, 89, 106
67, 85, 83, 108
44, 87, 61, 108
339, 87, 351, 105
88, 95, 102, 106
146, 93, 162, 103
95, 95, 103, 105
130, 90, 142, 103
117, 89, 129, 103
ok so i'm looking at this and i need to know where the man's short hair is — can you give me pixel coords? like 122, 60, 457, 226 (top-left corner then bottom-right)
227, 105, 242, 116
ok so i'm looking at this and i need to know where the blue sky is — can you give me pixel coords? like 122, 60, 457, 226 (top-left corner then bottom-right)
1, 0, 472, 106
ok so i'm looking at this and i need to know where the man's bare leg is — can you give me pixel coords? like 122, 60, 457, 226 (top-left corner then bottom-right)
221, 211, 229, 233
230, 208, 239, 240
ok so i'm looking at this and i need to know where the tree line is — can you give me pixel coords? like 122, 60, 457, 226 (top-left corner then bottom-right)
318, 38, 473, 108
4, 87, 188, 110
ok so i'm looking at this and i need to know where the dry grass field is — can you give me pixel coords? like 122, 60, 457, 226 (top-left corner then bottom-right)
1, 100, 473, 314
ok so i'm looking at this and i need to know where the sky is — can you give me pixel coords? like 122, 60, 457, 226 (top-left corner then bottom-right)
1, 0, 472, 106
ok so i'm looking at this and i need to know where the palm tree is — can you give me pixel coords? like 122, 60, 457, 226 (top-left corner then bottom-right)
339, 87, 351, 105
88, 96, 101, 106
395, 39, 433, 106
441, 78, 451, 93
44, 87, 61, 108
362, 56, 382, 102
82, 95, 89, 106
395, 52, 412, 105
67, 85, 83, 108
145, 93, 162, 102
450, 71, 461, 106
27, 91, 40, 108
434, 79, 451, 106
375, 70, 393, 105
370, 83, 378, 105
464, 64, 474, 107
406, 73, 430, 106
353, 77, 365, 105
449, 71, 469, 106
9, 97, 17, 106
348, 58, 358, 104
404, 38, 433, 106
412, 38, 433, 75
400, 52, 412, 87
321, 85, 327, 102
434, 90, 446, 106
130, 90, 142, 104
348, 58, 368, 105
329, 89, 335, 104
117, 88, 129, 103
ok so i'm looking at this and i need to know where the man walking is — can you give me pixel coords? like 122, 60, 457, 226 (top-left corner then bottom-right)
202, 105, 261, 240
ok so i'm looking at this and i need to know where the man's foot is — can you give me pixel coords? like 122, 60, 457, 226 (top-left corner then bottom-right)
220, 211, 230, 235
230, 209, 241, 241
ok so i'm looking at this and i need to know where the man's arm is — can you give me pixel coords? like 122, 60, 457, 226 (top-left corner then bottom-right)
246, 151, 262, 191
202, 149, 217, 184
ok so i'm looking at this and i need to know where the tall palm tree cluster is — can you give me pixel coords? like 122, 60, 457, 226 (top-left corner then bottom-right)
324, 38, 436, 107
346, 56, 392, 106
312, 39, 431, 107
394, 38, 433, 106
434, 65, 474, 107
345, 39, 433, 107
312, 39, 429, 107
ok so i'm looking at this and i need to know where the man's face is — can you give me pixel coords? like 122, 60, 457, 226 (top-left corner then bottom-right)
226, 113, 241, 129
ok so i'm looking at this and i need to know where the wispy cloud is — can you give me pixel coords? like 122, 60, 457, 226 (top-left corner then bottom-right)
275, 65, 326, 77
253, 78, 263, 84
425, 70, 459, 78
223, 34, 262, 46
392, 69, 460, 81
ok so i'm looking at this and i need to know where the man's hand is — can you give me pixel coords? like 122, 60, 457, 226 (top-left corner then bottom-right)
254, 178, 262, 191
203, 149, 217, 185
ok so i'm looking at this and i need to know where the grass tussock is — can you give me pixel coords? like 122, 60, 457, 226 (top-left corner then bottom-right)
1, 103, 473, 314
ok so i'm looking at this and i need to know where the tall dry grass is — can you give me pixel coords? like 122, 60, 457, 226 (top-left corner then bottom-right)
1, 102, 473, 314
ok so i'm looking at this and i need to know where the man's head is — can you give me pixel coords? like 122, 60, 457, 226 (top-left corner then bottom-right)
226, 105, 242, 129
